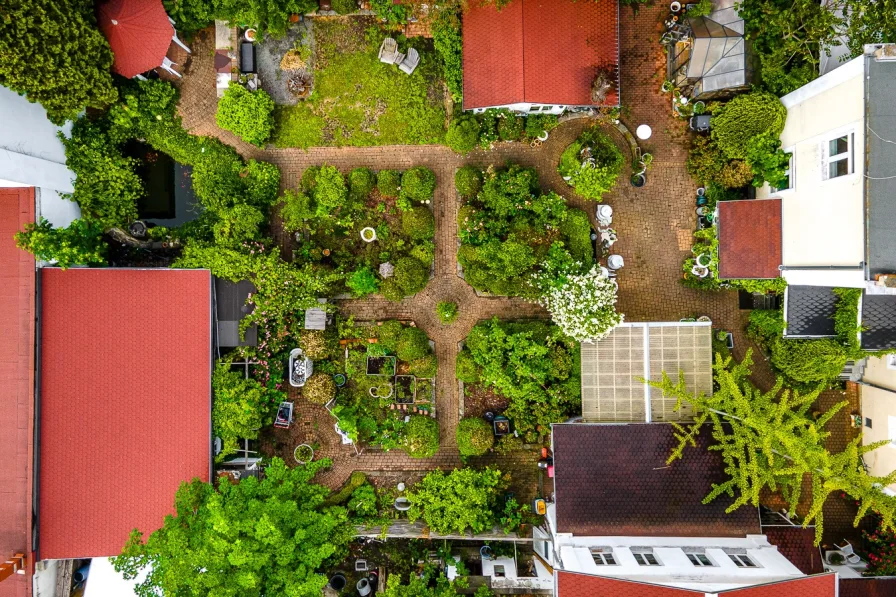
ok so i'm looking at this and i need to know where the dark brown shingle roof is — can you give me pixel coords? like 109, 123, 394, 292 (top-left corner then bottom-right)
552, 423, 760, 537
717, 199, 781, 280
763, 526, 824, 575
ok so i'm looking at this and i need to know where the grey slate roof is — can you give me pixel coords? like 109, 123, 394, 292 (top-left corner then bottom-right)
785, 286, 837, 337
867, 55, 896, 278
861, 294, 896, 351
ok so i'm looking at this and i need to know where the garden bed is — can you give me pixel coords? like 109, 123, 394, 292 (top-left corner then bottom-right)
463, 383, 510, 418
271, 18, 447, 148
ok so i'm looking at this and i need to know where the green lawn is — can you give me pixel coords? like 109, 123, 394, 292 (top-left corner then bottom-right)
272, 18, 447, 148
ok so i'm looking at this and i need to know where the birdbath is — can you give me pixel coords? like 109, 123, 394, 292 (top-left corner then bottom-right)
636, 124, 652, 140
360, 227, 377, 243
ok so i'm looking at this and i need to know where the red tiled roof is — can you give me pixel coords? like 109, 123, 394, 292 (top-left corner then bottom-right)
840, 578, 896, 597
717, 199, 782, 279
97, 0, 174, 78
763, 526, 824, 575
557, 571, 704, 597
463, 0, 619, 109
39, 268, 212, 559
0, 187, 35, 597
718, 573, 836, 596
552, 424, 761, 537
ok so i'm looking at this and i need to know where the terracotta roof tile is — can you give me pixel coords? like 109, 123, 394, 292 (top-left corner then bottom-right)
717, 199, 782, 280
0, 187, 35, 597
718, 573, 836, 596
463, 0, 619, 109
39, 268, 212, 559
557, 571, 704, 596
552, 423, 761, 537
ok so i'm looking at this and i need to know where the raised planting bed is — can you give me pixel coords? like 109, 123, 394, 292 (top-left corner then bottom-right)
415, 378, 434, 404
394, 375, 416, 404
367, 355, 396, 376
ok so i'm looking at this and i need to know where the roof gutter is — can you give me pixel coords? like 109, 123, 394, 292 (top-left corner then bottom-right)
778, 264, 863, 271
33, 268, 42, 561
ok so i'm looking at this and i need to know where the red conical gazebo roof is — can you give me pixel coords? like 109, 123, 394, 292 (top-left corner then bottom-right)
97, 0, 173, 78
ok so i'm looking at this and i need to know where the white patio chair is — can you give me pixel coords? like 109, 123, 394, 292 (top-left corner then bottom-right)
167, 16, 192, 53
608, 254, 624, 271
834, 540, 863, 565
160, 56, 181, 78
378, 37, 398, 63
399, 48, 420, 74
597, 204, 613, 226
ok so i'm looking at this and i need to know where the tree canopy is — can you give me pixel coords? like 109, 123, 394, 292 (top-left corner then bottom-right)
112, 458, 353, 597
407, 467, 505, 535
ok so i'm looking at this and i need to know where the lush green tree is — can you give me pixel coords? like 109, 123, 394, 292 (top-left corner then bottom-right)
479, 164, 539, 217
533, 265, 623, 342
381, 567, 472, 597
711, 92, 787, 160
402, 415, 440, 458
558, 128, 624, 201
313, 165, 349, 217
0, 0, 117, 124
391, 257, 429, 298
446, 115, 481, 154
349, 167, 376, 200
346, 265, 380, 297
112, 457, 353, 596
217, 0, 319, 36
279, 190, 315, 232
456, 417, 494, 457
346, 483, 378, 520
686, 136, 755, 189
744, 132, 791, 188
402, 206, 435, 240
213, 205, 265, 247
407, 467, 504, 534
400, 167, 436, 206
212, 360, 282, 456
396, 327, 431, 363
649, 351, 896, 545
216, 85, 276, 147
454, 166, 482, 198
377, 169, 402, 198
769, 337, 849, 386
15, 218, 107, 269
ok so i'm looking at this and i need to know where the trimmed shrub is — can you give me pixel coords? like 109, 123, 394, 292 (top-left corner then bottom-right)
393, 256, 428, 297
402, 415, 440, 458
401, 167, 436, 204
348, 167, 376, 200
346, 265, 380, 297
279, 190, 314, 232
559, 129, 624, 201
436, 301, 458, 324
498, 114, 524, 141
687, 136, 754, 189
455, 349, 479, 383
303, 372, 336, 404
379, 279, 404, 302
409, 354, 438, 378
377, 320, 404, 352
299, 329, 330, 360
560, 208, 593, 263
313, 165, 348, 216
456, 417, 494, 457
446, 115, 481, 154
300, 166, 320, 191
396, 327, 431, 362
455, 166, 482, 198
215, 85, 275, 147
711, 92, 787, 159
377, 169, 401, 198
402, 206, 435, 240
525, 114, 559, 139
332, 0, 358, 14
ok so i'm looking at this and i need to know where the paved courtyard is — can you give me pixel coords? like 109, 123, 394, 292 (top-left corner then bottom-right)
176, 5, 864, 544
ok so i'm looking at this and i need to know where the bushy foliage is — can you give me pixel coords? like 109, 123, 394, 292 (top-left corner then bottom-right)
456, 417, 494, 457
349, 167, 376, 200
171, 0, 317, 35
392, 257, 429, 298
833, 287, 863, 355
279, 190, 315, 232
431, 8, 463, 102
525, 114, 559, 139
377, 169, 402, 197
744, 132, 791, 188
498, 114, 525, 141
212, 361, 283, 457
0, 0, 117, 124
377, 320, 405, 352
409, 354, 438, 378
401, 415, 440, 458
299, 329, 330, 361
313, 165, 349, 217
558, 128, 624, 201
687, 136, 754, 188
396, 327, 431, 363
463, 319, 581, 436
332, 0, 358, 14
436, 301, 458, 325
215, 85, 276, 147
112, 458, 352, 597
770, 338, 848, 386
212, 205, 265, 247
533, 266, 623, 341
864, 519, 896, 576
370, 0, 408, 26
455, 350, 479, 384
401, 167, 437, 206
711, 92, 787, 159
402, 207, 435, 240
455, 166, 483, 198
15, 218, 107, 269
407, 467, 504, 534
304, 372, 337, 404
346, 483, 378, 520
446, 115, 481, 154
347, 265, 380, 297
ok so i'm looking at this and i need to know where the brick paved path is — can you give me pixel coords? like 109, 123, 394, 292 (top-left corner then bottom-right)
178, 9, 762, 492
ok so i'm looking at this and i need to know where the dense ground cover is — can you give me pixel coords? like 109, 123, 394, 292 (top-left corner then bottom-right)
272, 18, 447, 148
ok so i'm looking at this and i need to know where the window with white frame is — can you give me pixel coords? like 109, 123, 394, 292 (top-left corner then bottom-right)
771, 150, 794, 192
823, 132, 854, 179
590, 548, 617, 565
632, 550, 661, 566
687, 552, 715, 567
728, 553, 758, 568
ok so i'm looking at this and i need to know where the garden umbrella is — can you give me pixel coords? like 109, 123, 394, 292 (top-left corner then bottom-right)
97, 0, 173, 78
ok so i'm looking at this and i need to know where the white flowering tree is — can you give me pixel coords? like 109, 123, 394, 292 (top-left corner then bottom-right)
536, 266, 623, 341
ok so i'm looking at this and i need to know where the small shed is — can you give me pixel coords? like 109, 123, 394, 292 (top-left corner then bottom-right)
579, 322, 713, 423
304, 298, 328, 330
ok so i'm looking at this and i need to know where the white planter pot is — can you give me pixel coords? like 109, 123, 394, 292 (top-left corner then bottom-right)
360, 227, 377, 242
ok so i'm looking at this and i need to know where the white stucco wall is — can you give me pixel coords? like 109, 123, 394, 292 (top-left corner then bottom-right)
0, 84, 80, 225
757, 56, 865, 282
860, 356, 896, 494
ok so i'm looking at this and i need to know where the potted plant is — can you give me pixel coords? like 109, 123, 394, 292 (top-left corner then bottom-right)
360, 227, 377, 242
827, 552, 845, 565
369, 381, 394, 399
693, 100, 706, 114
333, 373, 347, 387
244, 28, 257, 42
294, 444, 314, 464
661, 80, 675, 94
